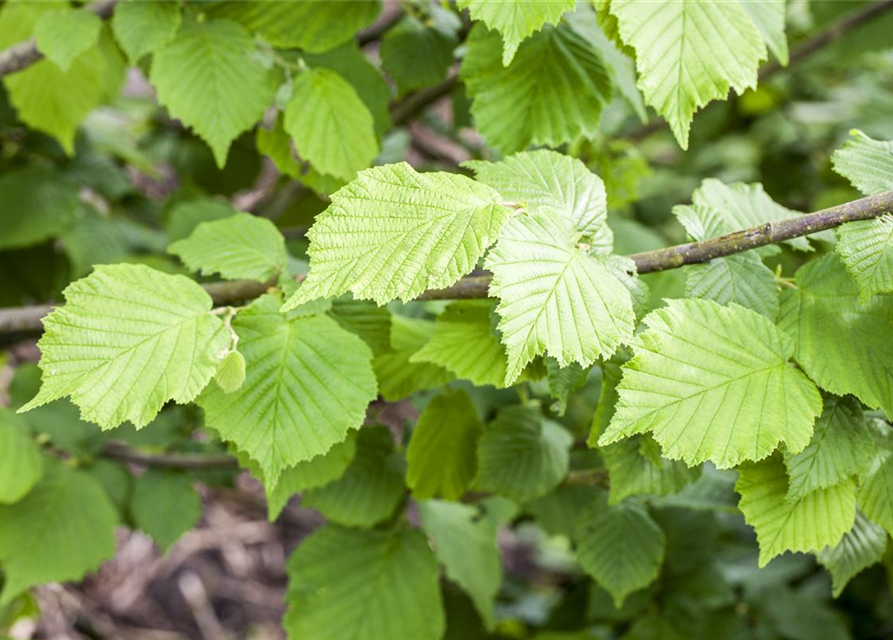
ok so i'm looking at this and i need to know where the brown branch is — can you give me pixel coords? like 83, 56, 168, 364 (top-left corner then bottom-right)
101, 440, 238, 470
0, 0, 119, 78
390, 74, 458, 126
2, 190, 891, 334
626, 0, 893, 141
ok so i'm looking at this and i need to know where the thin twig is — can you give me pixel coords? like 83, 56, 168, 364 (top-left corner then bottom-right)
0, 0, 119, 78
101, 441, 239, 470
2, 190, 891, 334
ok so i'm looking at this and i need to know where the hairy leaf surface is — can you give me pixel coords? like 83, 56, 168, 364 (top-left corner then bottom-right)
283, 163, 510, 308
599, 298, 821, 468
21, 265, 228, 429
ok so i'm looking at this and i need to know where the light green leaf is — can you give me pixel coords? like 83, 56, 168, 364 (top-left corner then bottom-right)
328, 298, 392, 356
407, 390, 483, 500
675, 202, 780, 318
817, 512, 887, 597
284, 525, 444, 640
460, 24, 612, 154
0, 409, 43, 505
208, 0, 381, 53
602, 435, 700, 506
381, 16, 456, 94
783, 395, 874, 500
0, 460, 117, 605
832, 131, 893, 299
284, 68, 378, 182
257, 115, 300, 178
303, 41, 392, 137
523, 485, 599, 538
457, 0, 575, 65
411, 300, 508, 388
544, 360, 589, 417
683, 253, 779, 319
486, 208, 637, 386
419, 499, 510, 629
302, 427, 405, 528
778, 253, 893, 417
198, 295, 377, 484
574, 491, 665, 607
164, 198, 238, 243
464, 149, 613, 251
609, 0, 766, 148
835, 216, 893, 301
168, 212, 287, 282
599, 298, 822, 469
474, 405, 572, 502
691, 179, 813, 252
856, 452, 893, 537
263, 434, 357, 521
282, 163, 510, 308
0, 2, 121, 154
130, 469, 201, 553
832, 129, 893, 196
21, 264, 229, 429
736, 455, 856, 567
112, 0, 182, 63
590, 353, 696, 512
213, 350, 246, 394
150, 19, 277, 168
34, 8, 102, 72
563, 3, 647, 123
374, 315, 454, 400
0, 168, 82, 251
739, 0, 789, 65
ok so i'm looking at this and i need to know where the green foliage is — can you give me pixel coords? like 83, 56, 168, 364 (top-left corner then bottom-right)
168, 212, 287, 282
381, 16, 456, 95
779, 254, 893, 416
419, 498, 514, 629
737, 455, 856, 567
832, 130, 893, 299
373, 315, 454, 400
600, 298, 822, 469
301, 426, 405, 528
465, 149, 613, 251
150, 18, 277, 168
284, 524, 443, 640
208, 0, 381, 53
487, 208, 635, 384
283, 163, 510, 308
34, 8, 102, 72
457, 0, 575, 66
817, 512, 888, 597
407, 390, 483, 500
783, 395, 874, 500
474, 405, 572, 502
608, 0, 768, 148
284, 68, 378, 182
0, 460, 117, 605
461, 24, 612, 154
0, 409, 43, 505
411, 301, 508, 388
574, 491, 665, 607
198, 295, 377, 483
21, 264, 229, 429
5, 2, 893, 636
0, 168, 82, 251
111, 0, 182, 63
0, 1, 124, 154
130, 469, 201, 552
